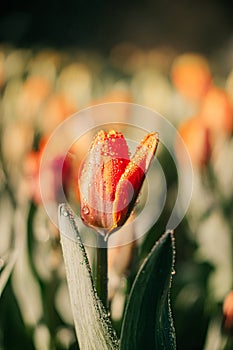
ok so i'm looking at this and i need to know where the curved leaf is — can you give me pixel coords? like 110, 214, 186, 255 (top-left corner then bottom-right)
120, 230, 176, 350
58, 204, 119, 350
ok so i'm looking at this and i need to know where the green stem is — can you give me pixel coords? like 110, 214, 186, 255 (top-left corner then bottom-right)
95, 234, 108, 310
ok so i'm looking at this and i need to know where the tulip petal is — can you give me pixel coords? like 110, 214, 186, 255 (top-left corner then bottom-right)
79, 130, 130, 232
113, 132, 159, 229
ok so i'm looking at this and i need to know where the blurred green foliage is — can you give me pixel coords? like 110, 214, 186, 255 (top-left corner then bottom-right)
0, 43, 233, 350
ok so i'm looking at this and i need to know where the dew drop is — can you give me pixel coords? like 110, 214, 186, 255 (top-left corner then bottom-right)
171, 268, 176, 275
62, 208, 68, 217
82, 205, 90, 215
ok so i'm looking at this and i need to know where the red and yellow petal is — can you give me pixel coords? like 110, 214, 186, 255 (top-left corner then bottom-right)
112, 132, 159, 229
79, 129, 130, 232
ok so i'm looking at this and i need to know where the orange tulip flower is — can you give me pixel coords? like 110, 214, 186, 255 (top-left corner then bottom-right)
171, 53, 212, 102
78, 130, 159, 238
177, 115, 211, 167
24, 138, 72, 205
200, 86, 233, 135
223, 290, 233, 333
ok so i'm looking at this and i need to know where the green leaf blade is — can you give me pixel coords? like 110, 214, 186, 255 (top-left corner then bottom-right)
120, 230, 176, 350
58, 204, 119, 350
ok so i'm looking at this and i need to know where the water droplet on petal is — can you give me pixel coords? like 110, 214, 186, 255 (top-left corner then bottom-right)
82, 205, 90, 215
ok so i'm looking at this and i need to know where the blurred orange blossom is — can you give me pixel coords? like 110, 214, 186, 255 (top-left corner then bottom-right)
223, 290, 233, 333
200, 86, 233, 136
38, 93, 77, 136
171, 53, 212, 102
23, 138, 72, 205
177, 115, 211, 167
17, 75, 52, 119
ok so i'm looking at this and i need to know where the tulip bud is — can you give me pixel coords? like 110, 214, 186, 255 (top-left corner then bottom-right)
78, 130, 159, 238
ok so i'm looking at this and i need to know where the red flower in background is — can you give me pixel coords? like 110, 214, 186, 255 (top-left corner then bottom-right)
24, 138, 72, 205
78, 130, 159, 237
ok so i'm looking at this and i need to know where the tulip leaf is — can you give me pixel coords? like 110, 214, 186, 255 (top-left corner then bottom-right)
120, 230, 176, 350
58, 204, 119, 350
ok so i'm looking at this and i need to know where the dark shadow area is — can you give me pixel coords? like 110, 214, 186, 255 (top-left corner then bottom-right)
0, 0, 233, 54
